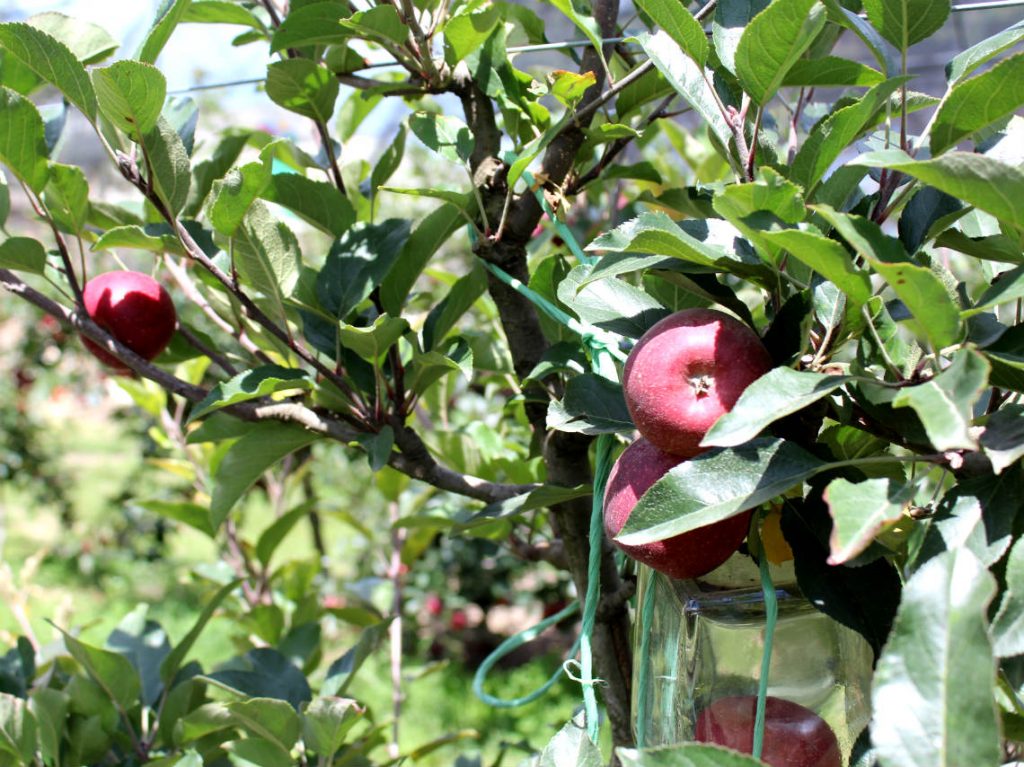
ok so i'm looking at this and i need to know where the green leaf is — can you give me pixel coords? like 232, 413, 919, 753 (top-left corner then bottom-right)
138, 0, 193, 64
143, 115, 191, 217
302, 697, 364, 763
993, 535, 1024, 658
0, 87, 49, 192
25, 12, 118, 65
790, 76, 907, 194
920, 469, 1022, 571
209, 161, 271, 236
946, 18, 1024, 84
981, 404, 1024, 475
190, 365, 313, 422
321, 621, 391, 697
137, 499, 215, 537
0, 237, 46, 274
734, 0, 827, 105
758, 228, 872, 307
557, 263, 669, 339
852, 150, 1024, 231
540, 717, 601, 767
29, 688, 66, 767
617, 743, 769, 767
814, 205, 963, 349
965, 265, 1024, 318
443, 4, 502, 65
409, 112, 473, 164
548, 69, 597, 107
891, 348, 989, 451
0, 22, 97, 120
379, 202, 465, 314
617, 438, 825, 546
353, 426, 394, 472
160, 579, 240, 685
264, 173, 354, 238
369, 123, 406, 213
862, 0, 950, 51
255, 501, 314, 568
634, 0, 708, 65
930, 53, 1024, 155
266, 59, 339, 122
468, 485, 591, 531
338, 315, 409, 362
210, 423, 319, 529
587, 211, 769, 281
92, 60, 166, 136
631, 30, 733, 153
824, 477, 913, 564
317, 219, 410, 320
233, 199, 302, 320
547, 373, 633, 435
57, 629, 141, 710
182, 1, 266, 30
782, 56, 884, 87
405, 338, 473, 395
712, 0, 770, 76
871, 548, 1000, 767
107, 605, 172, 707
271, 3, 348, 51
0, 693, 37, 765
339, 6, 407, 45
44, 162, 89, 233
546, 0, 606, 73
92, 224, 184, 256
713, 168, 806, 224
0, 169, 9, 228
422, 263, 487, 350
703, 368, 849, 448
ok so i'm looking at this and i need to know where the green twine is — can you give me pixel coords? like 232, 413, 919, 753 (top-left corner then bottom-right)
752, 536, 778, 761
468, 153, 623, 742
472, 601, 582, 707
634, 570, 657, 748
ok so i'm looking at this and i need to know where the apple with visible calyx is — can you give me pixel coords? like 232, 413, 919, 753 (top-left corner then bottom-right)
603, 438, 751, 580
695, 695, 842, 767
623, 308, 772, 457
82, 271, 177, 372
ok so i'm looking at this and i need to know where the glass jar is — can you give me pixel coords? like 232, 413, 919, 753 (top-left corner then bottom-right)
631, 554, 873, 765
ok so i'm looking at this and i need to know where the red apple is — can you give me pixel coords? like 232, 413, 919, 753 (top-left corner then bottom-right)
603, 438, 750, 580
695, 695, 842, 767
82, 271, 177, 372
623, 308, 772, 457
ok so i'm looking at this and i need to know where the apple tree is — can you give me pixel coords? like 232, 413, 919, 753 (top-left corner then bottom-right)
1, 0, 1024, 764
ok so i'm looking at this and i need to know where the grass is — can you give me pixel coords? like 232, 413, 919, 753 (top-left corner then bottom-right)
0, 393, 584, 765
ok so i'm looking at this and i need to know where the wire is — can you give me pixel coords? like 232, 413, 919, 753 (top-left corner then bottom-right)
165, 1, 1024, 95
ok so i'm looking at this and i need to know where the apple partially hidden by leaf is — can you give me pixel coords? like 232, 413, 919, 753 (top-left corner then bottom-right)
603, 438, 751, 580
82, 270, 177, 372
695, 695, 842, 767
623, 308, 772, 457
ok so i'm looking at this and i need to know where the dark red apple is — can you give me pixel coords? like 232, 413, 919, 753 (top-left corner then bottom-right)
623, 308, 772, 457
603, 438, 750, 580
695, 695, 842, 767
82, 271, 177, 372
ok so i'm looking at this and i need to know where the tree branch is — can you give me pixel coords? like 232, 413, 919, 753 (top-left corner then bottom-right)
0, 269, 535, 505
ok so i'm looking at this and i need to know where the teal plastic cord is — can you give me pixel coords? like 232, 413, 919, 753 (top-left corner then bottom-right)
634, 571, 657, 747
753, 544, 778, 760
469, 151, 622, 742
472, 601, 582, 707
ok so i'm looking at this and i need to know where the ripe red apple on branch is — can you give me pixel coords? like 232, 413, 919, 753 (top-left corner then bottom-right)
603, 437, 752, 580
623, 308, 772, 458
82, 271, 177, 372
603, 308, 772, 579
695, 695, 842, 767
